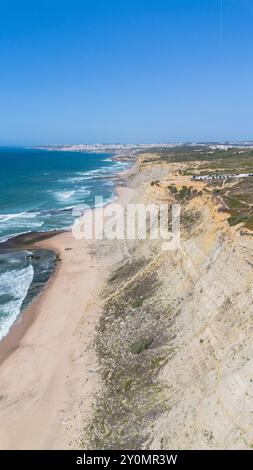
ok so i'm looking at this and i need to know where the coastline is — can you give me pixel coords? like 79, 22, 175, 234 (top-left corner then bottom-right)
0, 231, 60, 365
0, 185, 135, 449
1, 149, 253, 450
0, 156, 135, 357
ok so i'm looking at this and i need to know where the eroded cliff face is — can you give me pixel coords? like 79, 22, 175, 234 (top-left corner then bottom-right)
149, 189, 253, 449
87, 158, 253, 450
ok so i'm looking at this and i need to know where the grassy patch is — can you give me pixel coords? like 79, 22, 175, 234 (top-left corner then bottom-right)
132, 297, 144, 308
228, 214, 248, 226
224, 197, 245, 210
130, 337, 153, 355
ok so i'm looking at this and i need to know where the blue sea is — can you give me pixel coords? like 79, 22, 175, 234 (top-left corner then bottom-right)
0, 147, 128, 340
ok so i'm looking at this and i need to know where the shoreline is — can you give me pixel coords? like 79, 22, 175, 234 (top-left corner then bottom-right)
0, 185, 135, 449
0, 177, 128, 363
0, 231, 60, 365
0, 160, 133, 359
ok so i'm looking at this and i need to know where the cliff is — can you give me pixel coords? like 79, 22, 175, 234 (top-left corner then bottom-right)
86, 154, 253, 450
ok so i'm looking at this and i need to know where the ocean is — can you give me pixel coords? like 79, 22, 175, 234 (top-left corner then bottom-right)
0, 147, 129, 340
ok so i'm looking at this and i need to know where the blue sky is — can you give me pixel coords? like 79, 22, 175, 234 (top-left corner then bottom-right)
0, 0, 252, 144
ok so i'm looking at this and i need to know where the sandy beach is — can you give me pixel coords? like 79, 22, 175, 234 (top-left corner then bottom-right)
0, 186, 134, 450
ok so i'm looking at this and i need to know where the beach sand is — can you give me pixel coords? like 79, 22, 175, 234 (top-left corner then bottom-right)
0, 186, 134, 450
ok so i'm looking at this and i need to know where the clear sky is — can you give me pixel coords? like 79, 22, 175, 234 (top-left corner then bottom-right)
0, 0, 252, 145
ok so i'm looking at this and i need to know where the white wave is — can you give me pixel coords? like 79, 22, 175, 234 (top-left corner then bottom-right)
0, 212, 39, 223
54, 190, 76, 202
0, 212, 25, 222
0, 264, 34, 340
0, 219, 44, 231
76, 167, 110, 176
72, 164, 123, 180
76, 188, 91, 196
56, 205, 74, 211
58, 176, 87, 183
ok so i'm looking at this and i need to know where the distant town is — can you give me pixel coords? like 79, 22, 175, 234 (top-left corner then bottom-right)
34, 141, 253, 154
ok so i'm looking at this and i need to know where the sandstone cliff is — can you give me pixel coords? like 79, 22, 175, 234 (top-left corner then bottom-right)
87, 155, 253, 450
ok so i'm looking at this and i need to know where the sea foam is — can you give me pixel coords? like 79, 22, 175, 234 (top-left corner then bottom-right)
0, 263, 34, 340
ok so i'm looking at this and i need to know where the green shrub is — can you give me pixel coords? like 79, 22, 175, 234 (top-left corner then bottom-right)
130, 337, 153, 354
